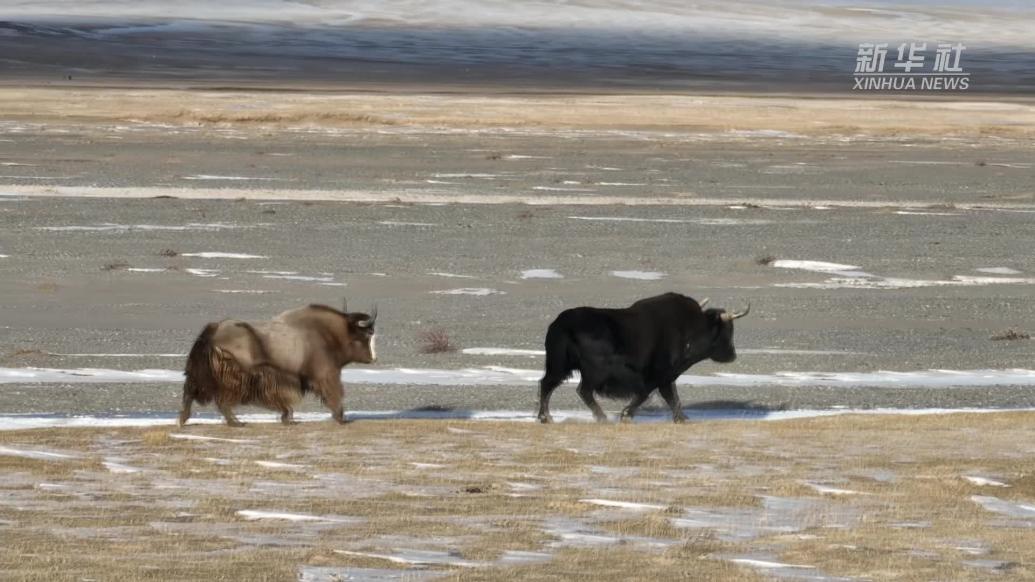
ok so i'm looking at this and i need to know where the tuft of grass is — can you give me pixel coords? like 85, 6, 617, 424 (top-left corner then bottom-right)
158, 249, 179, 257
991, 329, 1031, 341
755, 255, 777, 266
141, 430, 170, 446
485, 152, 503, 160
101, 261, 130, 271
417, 329, 458, 354
516, 210, 535, 220
976, 160, 988, 167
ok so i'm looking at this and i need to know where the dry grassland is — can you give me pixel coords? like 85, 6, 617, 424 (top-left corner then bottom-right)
1, 413, 1034, 581
3, 88, 1035, 139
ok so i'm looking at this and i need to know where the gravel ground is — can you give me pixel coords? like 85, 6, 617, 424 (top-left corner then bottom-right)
1, 125, 1033, 417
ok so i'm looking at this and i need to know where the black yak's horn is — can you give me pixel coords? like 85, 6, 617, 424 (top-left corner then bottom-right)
721, 303, 751, 322
369, 304, 378, 325
342, 297, 348, 313
699, 297, 710, 308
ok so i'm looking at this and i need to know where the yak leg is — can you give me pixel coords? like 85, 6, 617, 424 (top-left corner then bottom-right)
216, 399, 245, 427
659, 382, 688, 424
316, 374, 347, 425
280, 408, 296, 425
537, 373, 565, 424
619, 392, 652, 423
576, 380, 609, 423
177, 392, 194, 427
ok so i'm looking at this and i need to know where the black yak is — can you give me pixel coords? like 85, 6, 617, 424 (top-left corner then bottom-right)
537, 293, 748, 423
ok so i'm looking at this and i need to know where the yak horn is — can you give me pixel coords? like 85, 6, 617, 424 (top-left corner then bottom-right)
698, 297, 710, 308
342, 297, 349, 313
369, 304, 378, 325
721, 303, 751, 322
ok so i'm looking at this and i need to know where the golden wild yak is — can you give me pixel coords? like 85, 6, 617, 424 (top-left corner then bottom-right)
179, 303, 377, 427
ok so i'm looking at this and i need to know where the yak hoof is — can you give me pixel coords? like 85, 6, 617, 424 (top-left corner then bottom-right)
538, 414, 553, 424
619, 414, 634, 424
225, 421, 246, 428
672, 415, 688, 424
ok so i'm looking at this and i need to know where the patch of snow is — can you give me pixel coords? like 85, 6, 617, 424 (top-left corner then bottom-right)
299, 566, 440, 582
182, 175, 281, 181
181, 252, 268, 259
570, 215, 772, 225
103, 459, 143, 473
803, 482, 867, 496
49, 353, 184, 358
2, 406, 1035, 431
378, 221, 437, 226
895, 211, 961, 216
428, 272, 477, 279
726, 129, 804, 139
964, 475, 1010, 487
215, 289, 276, 294
497, 550, 552, 565
771, 260, 864, 274
580, 499, 667, 511
462, 347, 545, 357
125, 267, 167, 272
238, 510, 358, 523
334, 549, 482, 567
728, 557, 815, 569
0, 445, 76, 460
6, 366, 1035, 390
611, 270, 665, 280
431, 288, 504, 296
36, 223, 247, 232
520, 269, 563, 279
255, 460, 307, 470
971, 496, 1035, 519
262, 274, 336, 283
977, 267, 1022, 275
185, 268, 220, 278
169, 433, 257, 444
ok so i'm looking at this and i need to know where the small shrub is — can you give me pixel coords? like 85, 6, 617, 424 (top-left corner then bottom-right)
756, 255, 777, 266
418, 329, 458, 354
158, 249, 179, 257
102, 261, 130, 271
991, 329, 1031, 341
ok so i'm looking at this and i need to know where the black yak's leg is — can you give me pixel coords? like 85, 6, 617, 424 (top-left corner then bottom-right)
177, 391, 194, 427
619, 392, 651, 423
659, 382, 687, 424
537, 374, 565, 424
576, 378, 608, 423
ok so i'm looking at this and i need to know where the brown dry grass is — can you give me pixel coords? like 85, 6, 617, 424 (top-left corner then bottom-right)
2, 88, 1035, 139
1, 414, 1034, 581
417, 329, 459, 354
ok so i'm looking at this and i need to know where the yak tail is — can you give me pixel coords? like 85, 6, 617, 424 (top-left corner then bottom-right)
179, 322, 220, 426
541, 316, 579, 385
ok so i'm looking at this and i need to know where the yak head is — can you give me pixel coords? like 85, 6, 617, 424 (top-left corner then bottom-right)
698, 298, 749, 363
344, 304, 378, 364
